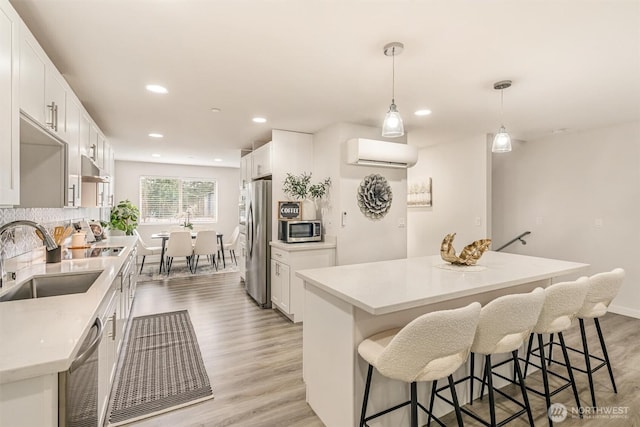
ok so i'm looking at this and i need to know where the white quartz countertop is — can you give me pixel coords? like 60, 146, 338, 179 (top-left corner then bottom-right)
270, 240, 337, 251
296, 251, 589, 315
0, 236, 136, 384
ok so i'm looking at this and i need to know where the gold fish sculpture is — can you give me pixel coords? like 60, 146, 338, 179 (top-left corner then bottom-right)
440, 233, 492, 266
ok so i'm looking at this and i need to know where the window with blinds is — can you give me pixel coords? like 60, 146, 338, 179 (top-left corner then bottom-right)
139, 176, 217, 223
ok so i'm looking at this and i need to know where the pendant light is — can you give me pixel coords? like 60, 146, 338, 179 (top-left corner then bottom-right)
492, 80, 512, 153
382, 42, 404, 138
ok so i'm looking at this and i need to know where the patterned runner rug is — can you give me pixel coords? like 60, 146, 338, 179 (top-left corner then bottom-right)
108, 310, 214, 426
138, 260, 238, 282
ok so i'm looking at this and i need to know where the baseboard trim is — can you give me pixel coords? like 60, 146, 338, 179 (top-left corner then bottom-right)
608, 304, 640, 319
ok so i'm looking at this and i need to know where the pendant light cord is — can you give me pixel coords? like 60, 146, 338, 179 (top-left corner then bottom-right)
499, 88, 504, 127
391, 46, 395, 104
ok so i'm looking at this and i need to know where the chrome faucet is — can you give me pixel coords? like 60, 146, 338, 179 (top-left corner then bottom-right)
0, 220, 58, 288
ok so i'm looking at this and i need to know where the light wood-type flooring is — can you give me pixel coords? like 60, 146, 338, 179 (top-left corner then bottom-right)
123, 272, 639, 427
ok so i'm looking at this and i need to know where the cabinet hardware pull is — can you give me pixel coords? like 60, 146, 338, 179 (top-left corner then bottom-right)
68, 184, 76, 206
112, 312, 116, 340
46, 102, 56, 129
69, 318, 103, 373
53, 103, 58, 132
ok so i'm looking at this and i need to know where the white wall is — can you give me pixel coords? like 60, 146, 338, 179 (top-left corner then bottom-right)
492, 121, 640, 318
314, 123, 408, 265
114, 160, 240, 242
407, 134, 490, 257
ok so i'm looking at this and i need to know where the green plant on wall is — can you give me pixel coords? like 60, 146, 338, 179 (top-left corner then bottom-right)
282, 172, 331, 200
110, 199, 140, 235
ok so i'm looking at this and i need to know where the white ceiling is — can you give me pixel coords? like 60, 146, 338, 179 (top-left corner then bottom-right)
9, 0, 640, 168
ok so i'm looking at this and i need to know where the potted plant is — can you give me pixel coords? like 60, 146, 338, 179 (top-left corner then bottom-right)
282, 172, 331, 220
181, 208, 194, 230
109, 199, 140, 235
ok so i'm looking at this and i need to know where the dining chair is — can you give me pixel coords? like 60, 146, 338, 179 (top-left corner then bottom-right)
223, 226, 240, 265
192, 230, 219, 273
132, 229, 162, 273
164, 231, 194, 274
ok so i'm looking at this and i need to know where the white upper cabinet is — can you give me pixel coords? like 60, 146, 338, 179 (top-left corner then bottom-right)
18, 28, 44, 124
66, 99, 81, 207
44, 68, 66, 137
89, 124, 98, 163
96, 132, 105, 169
19, 27, 66, 139
79, 113, 90, 158
2, 0, 113, 208
0, 0, 20, 206
240, 152, 252, 188
251, 142, 272, 179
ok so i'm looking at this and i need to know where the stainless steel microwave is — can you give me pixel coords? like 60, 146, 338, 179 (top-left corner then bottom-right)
279, 220, 322, 243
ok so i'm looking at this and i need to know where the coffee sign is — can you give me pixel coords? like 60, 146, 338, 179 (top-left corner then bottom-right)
279, 201, 302, 220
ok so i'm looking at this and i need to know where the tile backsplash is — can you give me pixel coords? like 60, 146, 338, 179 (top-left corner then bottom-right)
0, 207, 108, 259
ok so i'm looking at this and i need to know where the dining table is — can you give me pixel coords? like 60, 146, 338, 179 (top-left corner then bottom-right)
151, 231, 224, 273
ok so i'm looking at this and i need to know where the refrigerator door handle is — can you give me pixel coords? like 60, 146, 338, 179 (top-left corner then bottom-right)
247, 202, 254, 258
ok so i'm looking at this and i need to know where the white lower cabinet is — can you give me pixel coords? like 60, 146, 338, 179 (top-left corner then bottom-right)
0, 374, 57, 427
270, 242, 336, 323
271, 259, 290, 313
98, 288, 118, 426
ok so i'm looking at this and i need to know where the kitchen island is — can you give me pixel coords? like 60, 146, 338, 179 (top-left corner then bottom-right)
296, 251, 589, 427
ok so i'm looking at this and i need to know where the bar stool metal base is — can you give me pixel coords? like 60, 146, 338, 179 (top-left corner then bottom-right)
439, 351, 534, 427
359, 364, 463, 427
547, 318, 617, 408
499, 332, 582, 427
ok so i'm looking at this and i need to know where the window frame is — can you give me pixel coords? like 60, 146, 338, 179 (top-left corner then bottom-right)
138, 175, 218, 224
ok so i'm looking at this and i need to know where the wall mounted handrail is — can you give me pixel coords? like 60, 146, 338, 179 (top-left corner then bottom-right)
495, 231, 531, 252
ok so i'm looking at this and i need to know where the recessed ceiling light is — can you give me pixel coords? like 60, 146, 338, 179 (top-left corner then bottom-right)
414, 109, 432, 116
151, 153, 161, 158
214, 158, 223, 162
211, 107, 221, 113
252, 117, 267, 123
148, 133, 163, 138
552, 128, 569, 134
145, 84, 168, 94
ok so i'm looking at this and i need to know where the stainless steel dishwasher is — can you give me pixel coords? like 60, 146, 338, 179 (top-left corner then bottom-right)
58, 316, 104, 427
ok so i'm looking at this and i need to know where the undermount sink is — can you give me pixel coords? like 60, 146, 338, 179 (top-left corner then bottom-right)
0, 271, 103, 302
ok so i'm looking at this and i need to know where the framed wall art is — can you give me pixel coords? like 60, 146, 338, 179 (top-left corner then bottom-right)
408, 178, 432, 207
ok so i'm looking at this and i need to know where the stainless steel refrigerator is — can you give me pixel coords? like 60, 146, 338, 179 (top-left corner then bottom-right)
245, 179, 272, 308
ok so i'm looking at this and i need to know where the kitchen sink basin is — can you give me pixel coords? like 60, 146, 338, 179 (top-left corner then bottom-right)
0, 271, 103, 302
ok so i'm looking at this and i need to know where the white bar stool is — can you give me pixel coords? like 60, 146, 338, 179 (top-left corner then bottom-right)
461, 287, 545, 426
562, 268, 625, 407
358, 302, 481, 427
519, 278, 588, 426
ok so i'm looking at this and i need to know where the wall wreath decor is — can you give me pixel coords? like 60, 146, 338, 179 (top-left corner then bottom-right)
357, 174, 393, 220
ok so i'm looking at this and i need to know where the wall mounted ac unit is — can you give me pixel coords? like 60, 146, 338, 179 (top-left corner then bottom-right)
346, 138, 418, 168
